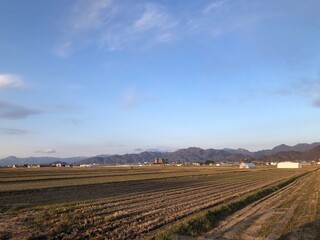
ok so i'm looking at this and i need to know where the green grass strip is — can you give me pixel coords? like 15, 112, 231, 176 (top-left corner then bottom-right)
152, 172, 309, 240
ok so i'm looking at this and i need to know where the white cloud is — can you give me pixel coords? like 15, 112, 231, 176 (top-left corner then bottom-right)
56, 1, 178, 56
36, 148, 56, 154
55, 0, 113, 57
134, 3, 177, 32
54, 41, 72, 58
121, 87, 153, 109
69, 0, 113, 32
0, 74, 24, 88
203, 0, 225, 15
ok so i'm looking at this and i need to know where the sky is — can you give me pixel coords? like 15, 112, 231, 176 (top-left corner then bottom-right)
0, 0, 320, 158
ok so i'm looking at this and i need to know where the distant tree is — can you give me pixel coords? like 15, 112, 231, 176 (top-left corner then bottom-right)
205, 160, 215, 165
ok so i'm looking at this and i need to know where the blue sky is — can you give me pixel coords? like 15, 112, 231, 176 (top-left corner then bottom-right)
0, 0, 320, 157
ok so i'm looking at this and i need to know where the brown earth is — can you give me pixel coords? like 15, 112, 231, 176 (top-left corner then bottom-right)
0, 167, 309, 240
200, 170, 320, 240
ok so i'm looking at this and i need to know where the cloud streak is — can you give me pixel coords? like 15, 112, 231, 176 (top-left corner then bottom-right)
133, 3, 178, 43
0, 74, 24, 88
312, 98, 320, 107
36, 148, 56, 154
121, 88, 153, 109
258, 77, 320, 108
203, 0, 225, 15
0, 100, 42, 119
69, 0, 113, 32
56, 1, 179, 56
0, 128, 28, 135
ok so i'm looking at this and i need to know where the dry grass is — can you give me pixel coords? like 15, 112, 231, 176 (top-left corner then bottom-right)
0, 165, 265, 191
198, 168, 320, 240
0, 165, 316, 239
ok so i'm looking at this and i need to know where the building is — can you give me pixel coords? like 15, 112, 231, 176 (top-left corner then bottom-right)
192, 162, 201, 166
153, 158, 168, 164
28, 165, 40, 168
80, 164, 92, 167
239, 162, 256, 169
277, 162, 301, 168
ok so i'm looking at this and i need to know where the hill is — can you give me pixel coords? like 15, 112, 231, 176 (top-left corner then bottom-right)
2, 142, 320, 166
0, 156, 87, 166
257, 145, 320, 162
76, 147, 247, 165
253, 142, 320, 157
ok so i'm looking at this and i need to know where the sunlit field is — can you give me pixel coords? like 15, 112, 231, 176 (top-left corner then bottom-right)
0, 165, 317, 239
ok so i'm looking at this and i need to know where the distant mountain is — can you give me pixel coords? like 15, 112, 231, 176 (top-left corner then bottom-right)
168, 147, 246, 162
0, 156, 87, 166
301, 145, 320, 161
257, 145, 320, 162
252, 142, 320, 158
76, 147, 247, 165
257, 151, 302, 162
223, 148, 253, 156
50, 161, 69, 165
2, 142, 320, 166
77, 152, 165, 165
291, 142, 320, 152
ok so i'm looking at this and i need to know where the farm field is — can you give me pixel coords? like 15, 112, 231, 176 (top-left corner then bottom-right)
200, 168, 320, 240
0, 166, 255, 192
0, 166, 317, 239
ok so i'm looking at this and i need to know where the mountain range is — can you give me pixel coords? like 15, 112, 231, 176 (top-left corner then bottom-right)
1, 142, 320, 166
0, 156, 87, 167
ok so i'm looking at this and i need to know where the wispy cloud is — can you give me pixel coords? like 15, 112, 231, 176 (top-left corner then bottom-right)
55, 0, 113, 57
259, 77, 320, 107
122, 88, 139, 109
134, 146, 176, 153
65, 118, 83, 126
133, 3, 178, 37
0, 100, 42, 119
312, 98, 320, 107
68, 0, 113, 32
0, 128, 28, 135
186, 1, 278, 39
56, 1, 178, 56
36, 148, 56, 154
203, 0, 225, 15
134, 148, 143, 152
121, 87, 153, 109
54, 41, 72, 58
0, 74, 24, 89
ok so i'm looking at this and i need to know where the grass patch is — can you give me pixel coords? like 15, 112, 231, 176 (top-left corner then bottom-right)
152, 173, 308, 240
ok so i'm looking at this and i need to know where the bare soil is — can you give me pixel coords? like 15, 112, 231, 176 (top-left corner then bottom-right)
200, 170, 320, 240
0, 167, 314, 240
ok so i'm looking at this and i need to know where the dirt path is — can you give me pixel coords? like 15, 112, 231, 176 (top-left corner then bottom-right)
201, 170, 320, 240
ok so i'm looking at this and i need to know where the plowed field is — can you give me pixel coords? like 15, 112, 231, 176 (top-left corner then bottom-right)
0, 166, 315, 240
201, 169, 320, 240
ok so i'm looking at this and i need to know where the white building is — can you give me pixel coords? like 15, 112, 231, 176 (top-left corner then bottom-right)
80, 164, 92, 167
239, 163, 256, 169
277, 162, 301, 168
